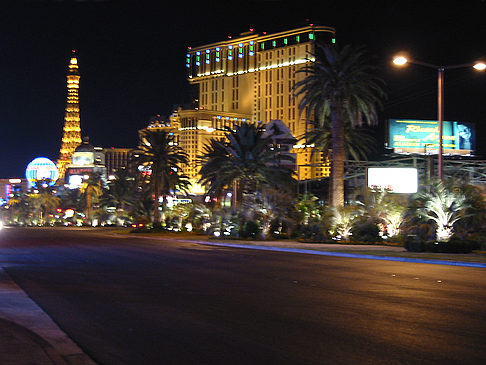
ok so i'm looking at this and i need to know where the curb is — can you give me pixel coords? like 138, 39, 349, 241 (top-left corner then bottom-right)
122, 233, 486, 269
195, 240, 486, 268
0, 317, 67, 365
0, 267, 97, 365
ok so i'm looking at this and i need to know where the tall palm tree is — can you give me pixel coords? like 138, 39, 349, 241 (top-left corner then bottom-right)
136, 129, 190, 226
101, 168, 136, 225
294, 43, 385, 207
131, 187, 154, 223
305, 119, 377, 161
198, 122, 295, 208
80, 172, 103, 225
59, 188, 82, 212
30, 179, 61, 225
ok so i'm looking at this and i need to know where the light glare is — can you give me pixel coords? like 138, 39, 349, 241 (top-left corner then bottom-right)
393, 56, 408, 66
473, 62, 486, 71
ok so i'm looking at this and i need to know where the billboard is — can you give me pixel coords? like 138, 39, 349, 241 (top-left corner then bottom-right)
388, 119, 475, 155
367, 167, 418, 194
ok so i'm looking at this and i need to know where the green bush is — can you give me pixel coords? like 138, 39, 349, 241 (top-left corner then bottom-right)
352, 220, 381, 243
404, 235, 479, 253
239, 220, 260, 239
385, 234, 407, 244
462, 232, 486, 250
298, 224, 326, 242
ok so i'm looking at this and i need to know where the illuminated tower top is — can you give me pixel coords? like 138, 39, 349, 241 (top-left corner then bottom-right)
57, 50, 82, 179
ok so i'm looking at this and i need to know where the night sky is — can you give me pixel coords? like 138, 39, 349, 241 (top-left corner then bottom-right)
1, 1, 485, 178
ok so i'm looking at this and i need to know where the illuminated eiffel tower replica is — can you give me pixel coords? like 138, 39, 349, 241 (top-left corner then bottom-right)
56, 50, 82, 180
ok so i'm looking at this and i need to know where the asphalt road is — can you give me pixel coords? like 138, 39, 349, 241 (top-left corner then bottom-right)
0, 227, 485, 365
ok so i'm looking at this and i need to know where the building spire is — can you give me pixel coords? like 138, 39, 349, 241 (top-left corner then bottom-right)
56, 51, 82, 180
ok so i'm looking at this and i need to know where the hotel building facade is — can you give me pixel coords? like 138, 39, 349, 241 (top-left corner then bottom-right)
170, 24, 336, 189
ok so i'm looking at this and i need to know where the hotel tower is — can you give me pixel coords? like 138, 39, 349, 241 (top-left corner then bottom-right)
57, 51, 82, 179
171, 24, 336, 190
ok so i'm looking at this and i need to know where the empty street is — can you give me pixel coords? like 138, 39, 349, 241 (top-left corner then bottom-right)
0, 227, 485, 364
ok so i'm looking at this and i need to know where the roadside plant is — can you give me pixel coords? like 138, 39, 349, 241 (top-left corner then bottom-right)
166, 201, 193, 231
329, 204, 363, 241
451, 182, 486, 239
413, 180, 470, 242
188, 203, 213, 232
243, 188, 299, 240
363, 191, 408, 238
296, 193, 322, 225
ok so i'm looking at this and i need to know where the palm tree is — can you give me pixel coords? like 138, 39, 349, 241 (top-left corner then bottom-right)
38, 191, 61, 226
29, 180, 61, 225
198, 122, 295, 208
6, 193, 33, 226
136, 129, 190, 226
5, 195, 23, 225
131, 187, 154, 223
101, 168, 136, 226
80, 172, 103, 225
294, 43, 385, 207
59, 187, 82, 223
244, 187, 300, 239
305, 119, 377, 161
329, 204, 364, 241
360, 190, 408, 238
413, 180, 470, 241
188, 203, 213, 232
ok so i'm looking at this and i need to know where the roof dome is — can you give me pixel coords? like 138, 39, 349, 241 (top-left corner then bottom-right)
75, 136, 94, 152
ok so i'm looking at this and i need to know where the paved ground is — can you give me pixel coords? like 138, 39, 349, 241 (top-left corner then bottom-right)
0, 228, 485, 364
0, 266, 97, 365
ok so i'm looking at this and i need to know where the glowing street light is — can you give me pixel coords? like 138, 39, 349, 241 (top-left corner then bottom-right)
392, 54, 485, 179
473, 62, 486, 71
392, 56, 408, 66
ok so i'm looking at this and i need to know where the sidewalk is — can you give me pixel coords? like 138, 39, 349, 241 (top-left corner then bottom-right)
0, 267, 96, 365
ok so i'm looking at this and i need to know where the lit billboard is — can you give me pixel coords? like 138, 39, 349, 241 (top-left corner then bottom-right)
388, 119, 475, 155
367, 167, 418, 194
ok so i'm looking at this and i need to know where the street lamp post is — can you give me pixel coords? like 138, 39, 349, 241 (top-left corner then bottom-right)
392, 56, 485, 179
437, 66, 444, 179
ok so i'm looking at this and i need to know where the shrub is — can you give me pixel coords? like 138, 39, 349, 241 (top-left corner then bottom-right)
352, 219, 381, 243
239, 220, 260, 239
461, 231, 486, 250
403, 235, 423, 252
329, 204, 363, 240
384, 233, 407, 245
298, 224, 326, 242
404, 235, 478, 253
412, 180, 470, 242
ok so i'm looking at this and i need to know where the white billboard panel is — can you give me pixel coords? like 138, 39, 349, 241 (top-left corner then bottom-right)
367, 167, 418, 194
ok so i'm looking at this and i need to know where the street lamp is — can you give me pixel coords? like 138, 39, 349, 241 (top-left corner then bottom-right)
392, 55, 485, 179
